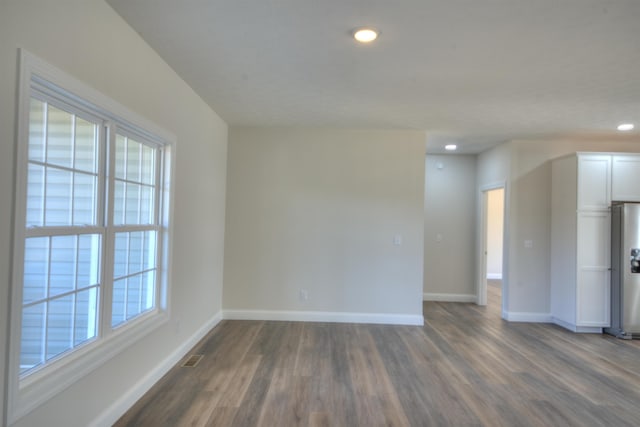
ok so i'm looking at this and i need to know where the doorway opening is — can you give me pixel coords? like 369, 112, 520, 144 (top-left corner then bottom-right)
479, 186, 505, 316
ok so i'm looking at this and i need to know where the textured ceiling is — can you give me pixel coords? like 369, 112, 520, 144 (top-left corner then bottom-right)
106, 0, 640, 153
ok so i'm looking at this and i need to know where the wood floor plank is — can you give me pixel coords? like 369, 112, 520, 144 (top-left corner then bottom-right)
308, 411, 330, 427
204, 407, 238, 427
215, 354, 262, 408
175, 391, 218, 427
115, 285, 640, 427
346, 326, 410, 426
256, 368, 310, 427
229, 322, 291, 427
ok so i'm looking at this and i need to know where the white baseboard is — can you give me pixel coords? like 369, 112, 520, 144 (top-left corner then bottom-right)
423, 293, 476, 303
223, 309, 424, 326
552, 317, 576, 331
504, 311, 552, 323
91, 311, 223, 427
486, 273, 502, 280
575, 326, 603, 333
552, 317, 603, 333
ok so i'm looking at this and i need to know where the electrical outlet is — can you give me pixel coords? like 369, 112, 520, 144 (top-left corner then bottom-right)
299, 289, 309, 302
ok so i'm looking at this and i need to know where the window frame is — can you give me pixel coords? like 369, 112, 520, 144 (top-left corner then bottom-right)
106, 128, 165, 331
8, 49, 176, 424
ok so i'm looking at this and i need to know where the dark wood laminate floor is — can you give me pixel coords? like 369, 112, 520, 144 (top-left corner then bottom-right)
115, 284, 640, 426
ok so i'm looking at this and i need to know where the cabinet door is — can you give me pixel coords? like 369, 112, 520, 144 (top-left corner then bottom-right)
578, 155, 611, 210
612, 155, 640, 202
576, 212, 610, 326
577, 269, 610, 326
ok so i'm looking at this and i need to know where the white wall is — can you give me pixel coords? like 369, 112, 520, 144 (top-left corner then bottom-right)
0, 1, 227, 425
478, 138, 640, 321
223, 128, 425, 321
477, 142, 512, 190
486, 188, 504, 279
508, 138, 640, 317
423, 155, 477, 300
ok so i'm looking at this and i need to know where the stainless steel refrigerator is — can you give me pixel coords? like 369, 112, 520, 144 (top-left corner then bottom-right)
607, 202, 640, 339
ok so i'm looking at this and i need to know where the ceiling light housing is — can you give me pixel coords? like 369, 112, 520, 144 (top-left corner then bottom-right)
445, 144, 457, 151
353, 27, 379, 43
618, 123, 635, 131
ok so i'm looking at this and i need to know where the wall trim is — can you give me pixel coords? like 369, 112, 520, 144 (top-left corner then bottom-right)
504, 311, 552, 323
552, 317, 603, 333
90, 311, 223, 427
222, 310, 424, 326
486, 273, 502, 280
423, 293, 476, 303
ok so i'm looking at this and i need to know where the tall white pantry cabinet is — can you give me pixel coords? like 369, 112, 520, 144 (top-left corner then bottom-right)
551, 153, 640, 333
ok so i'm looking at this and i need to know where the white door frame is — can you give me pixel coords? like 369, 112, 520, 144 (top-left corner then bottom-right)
478, 182, 507, 318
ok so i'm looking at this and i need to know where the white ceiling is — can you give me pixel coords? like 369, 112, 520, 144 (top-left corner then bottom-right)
106, 0, 640, 153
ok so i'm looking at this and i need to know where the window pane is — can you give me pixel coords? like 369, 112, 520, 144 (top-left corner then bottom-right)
46, 294, 74, 360
141, 144, 155, 185
26, 163, 45, 227
114, 233, 128, 279
45, 167, 72, 226
115, 230, 158, 320
140, 185, 154, 224
49, 235, 76, 297
77, 234, 101, 289
125, 182, 140, 224
73, 172, 96, 225
74, 287, 98, 346
29, 98, 45, 163
112, 278, 126, 327
141, 270, 155, 311
127, 139, 141, 182
127, 274, 142, 320
115, 134, 126, 180
128, 231, 143, 275
20, 302, 45, 373
113, 180, 125, 226
114, 231, 156, 279
143, 231, 156, 271
23, 237, 49, 304
46, 105, 73, 169
74, 117, 97, 173
114, 142, 158, 226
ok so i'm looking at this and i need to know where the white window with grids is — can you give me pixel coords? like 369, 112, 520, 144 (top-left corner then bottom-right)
9, 50, 174, 423
110, 132, 161, 328
20, 96, 104, 373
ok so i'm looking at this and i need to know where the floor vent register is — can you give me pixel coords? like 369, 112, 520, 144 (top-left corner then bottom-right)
181, 354, 203, 368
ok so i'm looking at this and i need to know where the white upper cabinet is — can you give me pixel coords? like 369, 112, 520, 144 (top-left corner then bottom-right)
612, 155, 640, 202
577, 155, 611, 210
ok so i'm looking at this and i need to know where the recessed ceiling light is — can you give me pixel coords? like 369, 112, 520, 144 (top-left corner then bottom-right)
445, 144, 457, 151
617, 123, 635, 131
353, 28, 379, 43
